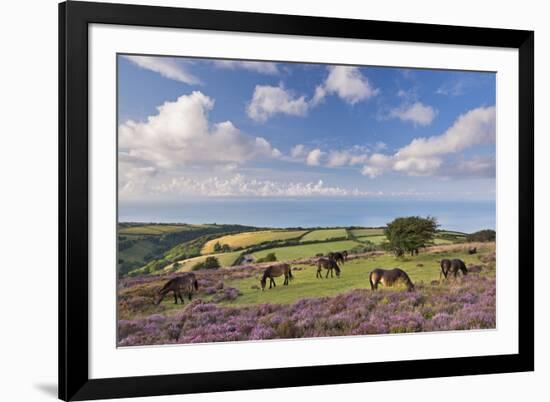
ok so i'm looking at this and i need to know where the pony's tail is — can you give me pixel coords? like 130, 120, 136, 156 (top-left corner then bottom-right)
193, 278, 199, 290
288, 268, 294, 281
369, 272, 374, 290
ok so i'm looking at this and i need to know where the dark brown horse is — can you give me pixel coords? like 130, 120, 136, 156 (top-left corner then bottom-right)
440, 258, 468, 279
328, 251, 346, 265
154, 273, 199, 305
468, 247, 477, 255
260, 263, 293, 290
316, 257, 341, 279
369, 268, 415, 292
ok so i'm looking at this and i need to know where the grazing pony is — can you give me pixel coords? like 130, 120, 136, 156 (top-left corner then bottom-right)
316, 257, 341, 279
154, 273, 199, 305
468, 247, 477, 255
369, 268, 415, 292
260, 263, 293, 290
440, 258, 468, 280
328, 251, 346, 265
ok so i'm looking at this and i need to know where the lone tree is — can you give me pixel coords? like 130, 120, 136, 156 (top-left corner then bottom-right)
384, 216, 438, 256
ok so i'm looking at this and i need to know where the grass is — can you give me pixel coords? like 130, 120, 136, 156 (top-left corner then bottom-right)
224, 245, 492, 306
350, 228, 385, 237
356, 235, 387, 244
299, 228, 347, 242
252, 239, 360, 262
201, 230, 307, 254
166, 251, 243, 272
433, 238, 453, 245
119, 224, 196, 235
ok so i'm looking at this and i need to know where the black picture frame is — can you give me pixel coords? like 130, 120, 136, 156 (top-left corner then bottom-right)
59, 1, 534, 400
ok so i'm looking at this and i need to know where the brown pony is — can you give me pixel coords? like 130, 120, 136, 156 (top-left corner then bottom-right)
369, 268, 415, 292
316, 257, 341, 279
468, 247, 477, 255
328, 251, 346, 265
154, 273, 199, 305
440, 259, 468, 280
260, 263, 293, 290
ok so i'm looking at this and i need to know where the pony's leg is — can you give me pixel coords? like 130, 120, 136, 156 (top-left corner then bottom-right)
325, 269, 329, 278
179, 291, 185, 304
173, 291, 178, 304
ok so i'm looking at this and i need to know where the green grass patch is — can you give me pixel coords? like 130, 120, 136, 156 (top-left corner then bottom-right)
252, 240, 359, 262
356, 235, 387, 244
350, 228, 385, 237
224, 248, 487, 306
299, 228, 347, 242
119, 224, 198, 235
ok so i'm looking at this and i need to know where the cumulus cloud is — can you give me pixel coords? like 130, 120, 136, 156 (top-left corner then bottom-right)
124, 55, 201, 85
153, 174, 369, 197
388, 102, 437, 126
247, 84, 309, 122
312, 66, 379, 105
212, 60, 279, 75
290, 144, 307, 158
306, 149, 325, 166
361, 106, 496, 178
326, 147, 369, 167
396, 106, 495, 158
119, 91, 280, 168
360, 166, 383, 179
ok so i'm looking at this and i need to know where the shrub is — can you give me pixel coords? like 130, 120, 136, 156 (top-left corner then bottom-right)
192, 256, 221, 271
256, 253, 277, 263
467, 229, 496, 242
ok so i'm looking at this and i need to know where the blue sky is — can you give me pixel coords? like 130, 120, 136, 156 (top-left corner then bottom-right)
118, 55, 496, 202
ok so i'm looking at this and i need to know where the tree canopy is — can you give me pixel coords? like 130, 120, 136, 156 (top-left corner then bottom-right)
384, 216, 438, 256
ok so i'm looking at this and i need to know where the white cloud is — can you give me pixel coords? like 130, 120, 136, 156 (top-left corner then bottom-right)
327, 150, 351, 167
361, 106, 496, 178
327, 148, 369, 167
396, 106, 495, 158
312, 66, 379, 105
153, 174, 369, 198
119, 91, 280, 168
389, 102, 437, 126
124, 55, 201, 85
247, 84, 309, 122
212, 60, 279, 75
392, 157, 443, 176
361, 165, 383, 179
454, 156, 496, 178
290, 144, 307, 158
306, 149, 325, 166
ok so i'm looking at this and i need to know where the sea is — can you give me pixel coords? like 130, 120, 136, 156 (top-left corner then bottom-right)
118, 198, 495, 233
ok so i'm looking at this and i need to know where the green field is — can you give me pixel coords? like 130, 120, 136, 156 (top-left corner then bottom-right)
224, 247, 489, 306
202, 230, 307, 254
433, 238, 453, 245
299, 228, 347, 242
252, 239, 359, 262
167, 251, 243, 272
119, 224, 198, 235
356, 235, 387, 244
350, 228, 385, 237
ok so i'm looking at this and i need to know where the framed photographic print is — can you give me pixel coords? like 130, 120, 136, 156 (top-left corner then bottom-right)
59, 1, 534, 400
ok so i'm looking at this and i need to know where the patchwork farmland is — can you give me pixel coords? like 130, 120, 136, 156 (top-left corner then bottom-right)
117, 222, 495, 346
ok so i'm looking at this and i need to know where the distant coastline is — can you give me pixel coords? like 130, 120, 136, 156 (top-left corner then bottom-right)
119, 198, 495, 234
